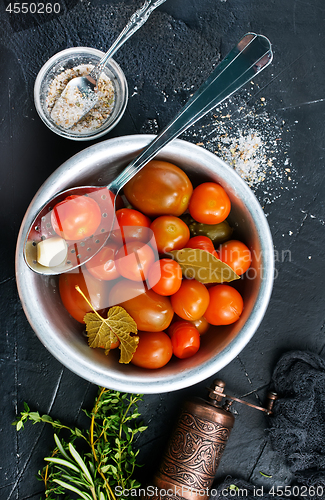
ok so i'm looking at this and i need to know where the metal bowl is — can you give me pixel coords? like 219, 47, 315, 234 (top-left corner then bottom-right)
15, 135, 274, 394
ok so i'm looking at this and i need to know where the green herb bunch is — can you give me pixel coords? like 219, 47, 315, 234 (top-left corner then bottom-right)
14, 388, 147, 500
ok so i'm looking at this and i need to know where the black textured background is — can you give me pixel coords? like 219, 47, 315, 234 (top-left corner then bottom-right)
1, 0, 325, 498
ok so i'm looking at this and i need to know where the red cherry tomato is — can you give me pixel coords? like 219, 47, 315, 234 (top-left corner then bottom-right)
131, 331, 173, 369
150, 215, 190, 253
116, 208, 151, 228
186, 235, 216, 255
168, 321, 200, 359
111, 208, 152, 245
189, 182, 231, 225
204, 284, 243, 325
109, 279, 174, 332
115, 241, 156, 281
217, 240, 252, 276
170, 279, 210, 321
85, 242, 120, 281
59, 267, 110, 323
51, 195, 102, 241
147, 259, 182, 296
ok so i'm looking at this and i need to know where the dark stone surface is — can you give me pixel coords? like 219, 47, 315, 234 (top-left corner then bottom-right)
1, 0, 325, 498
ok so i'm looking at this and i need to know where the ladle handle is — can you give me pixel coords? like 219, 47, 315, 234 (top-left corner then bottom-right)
109, 33, 272, 194
89, 0, 166, 82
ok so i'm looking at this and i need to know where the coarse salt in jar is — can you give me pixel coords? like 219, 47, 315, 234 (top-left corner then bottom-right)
34, 47, 128, 141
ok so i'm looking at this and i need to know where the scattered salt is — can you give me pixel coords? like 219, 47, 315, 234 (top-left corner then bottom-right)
180, 91, 296, 205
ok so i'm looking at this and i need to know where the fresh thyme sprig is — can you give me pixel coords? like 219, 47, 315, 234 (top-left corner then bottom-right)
13, 388, 147, 500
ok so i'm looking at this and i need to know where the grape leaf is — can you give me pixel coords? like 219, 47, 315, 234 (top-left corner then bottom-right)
84, 306, 139, 364
170, 248, 240, 283
84, 313, 118, 350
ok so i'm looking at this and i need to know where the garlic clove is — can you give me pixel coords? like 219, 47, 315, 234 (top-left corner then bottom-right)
37, 236, 68, 268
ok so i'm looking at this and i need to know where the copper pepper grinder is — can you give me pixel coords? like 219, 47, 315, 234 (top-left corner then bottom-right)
144, 379, 277, 500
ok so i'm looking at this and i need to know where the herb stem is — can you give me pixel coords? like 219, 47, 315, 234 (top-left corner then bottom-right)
43, 448, 58, 496
90, 387, 117, 500
117, 395, 138, 489
90, 387, 106, 462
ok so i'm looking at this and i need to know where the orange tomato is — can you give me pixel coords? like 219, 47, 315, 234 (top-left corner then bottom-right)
111, 208, 152, 245
131, 331, 173, 369
147, 259, 182, 296
217, 240, 252, 275
170, 279, 210, 321
150, 215, 190, 253
204, 284, 243, 325
189, 182, 231, 224
51, 195, 102, 241
186, 235, 218, 257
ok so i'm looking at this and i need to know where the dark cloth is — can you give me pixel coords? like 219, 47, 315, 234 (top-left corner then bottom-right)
269, 350, 325, 487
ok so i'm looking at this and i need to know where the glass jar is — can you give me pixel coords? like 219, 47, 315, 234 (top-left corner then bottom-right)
34, 46, 128, 141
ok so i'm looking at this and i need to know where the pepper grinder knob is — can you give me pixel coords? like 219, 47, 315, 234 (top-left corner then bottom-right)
208, 378, 226, 405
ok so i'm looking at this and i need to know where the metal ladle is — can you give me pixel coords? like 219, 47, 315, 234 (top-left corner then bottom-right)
24, 32, 273, 276
50, 0, 167, 129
